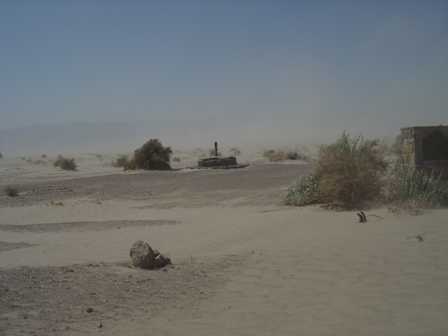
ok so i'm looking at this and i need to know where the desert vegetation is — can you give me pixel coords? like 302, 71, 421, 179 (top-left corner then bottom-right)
133, 139, 172, 170
54, 155, 77, 171
115, 139, 172, 171
0, 152, 3, 159
315, 133, 387, 208
286, 132, 448, 210
263, 149, 286, 162
112, 155, 132, 169
25, 158, 46, 165
285, 174, 320, 206
4, 186, 19, 197
263, 149, 309, 162
385, 160, 448, 208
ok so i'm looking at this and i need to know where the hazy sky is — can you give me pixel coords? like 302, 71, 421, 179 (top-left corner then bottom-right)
1, 1, 447, 146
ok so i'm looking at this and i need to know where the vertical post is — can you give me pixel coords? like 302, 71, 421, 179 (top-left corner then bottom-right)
214, 141, 218, 157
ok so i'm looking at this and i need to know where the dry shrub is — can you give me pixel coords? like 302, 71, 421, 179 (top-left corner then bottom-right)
316, 132, 387, 208
287, 132, 448, 211
126, 139, 172, 171
112, 155, 131, 168
263, 149, 287, 162
287, 151, 309, 161
286, 133, 387, 209
4, 186, 19, 197
54, 155, 77, 171
264, 149, 309, 162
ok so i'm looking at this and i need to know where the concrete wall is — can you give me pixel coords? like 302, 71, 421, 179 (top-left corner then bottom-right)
400, 127, 417, 165
400, 126, 448, 172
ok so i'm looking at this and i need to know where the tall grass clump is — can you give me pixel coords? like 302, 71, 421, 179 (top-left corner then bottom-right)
386, 160, 448, 208
316, 132, 387, 208
286, 132, 387, 209
54, 155, 77, 171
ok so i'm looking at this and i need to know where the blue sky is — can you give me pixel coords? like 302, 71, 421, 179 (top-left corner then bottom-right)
1, 1, 447, 146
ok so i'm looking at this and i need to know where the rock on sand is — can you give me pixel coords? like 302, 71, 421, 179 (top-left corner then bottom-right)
130, 240, 171, 269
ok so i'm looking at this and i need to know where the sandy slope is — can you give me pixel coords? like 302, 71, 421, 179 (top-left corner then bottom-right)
1, 162, 448, 335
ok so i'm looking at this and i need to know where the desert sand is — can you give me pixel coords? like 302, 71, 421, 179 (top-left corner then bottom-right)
1, 156, 448, 336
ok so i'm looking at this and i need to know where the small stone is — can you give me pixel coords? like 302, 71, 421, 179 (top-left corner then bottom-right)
86, 307, 94, 313
98, 322, 103, 328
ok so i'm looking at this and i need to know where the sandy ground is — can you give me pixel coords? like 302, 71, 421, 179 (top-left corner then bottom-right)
1, 160, 448, 335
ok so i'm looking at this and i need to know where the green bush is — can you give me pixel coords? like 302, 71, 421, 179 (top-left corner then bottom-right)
386, 160, 448, 208
54, 155, 77, 171
285, 174, 320, 206
133, 139, 172, 170
4, 186, 19, 197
